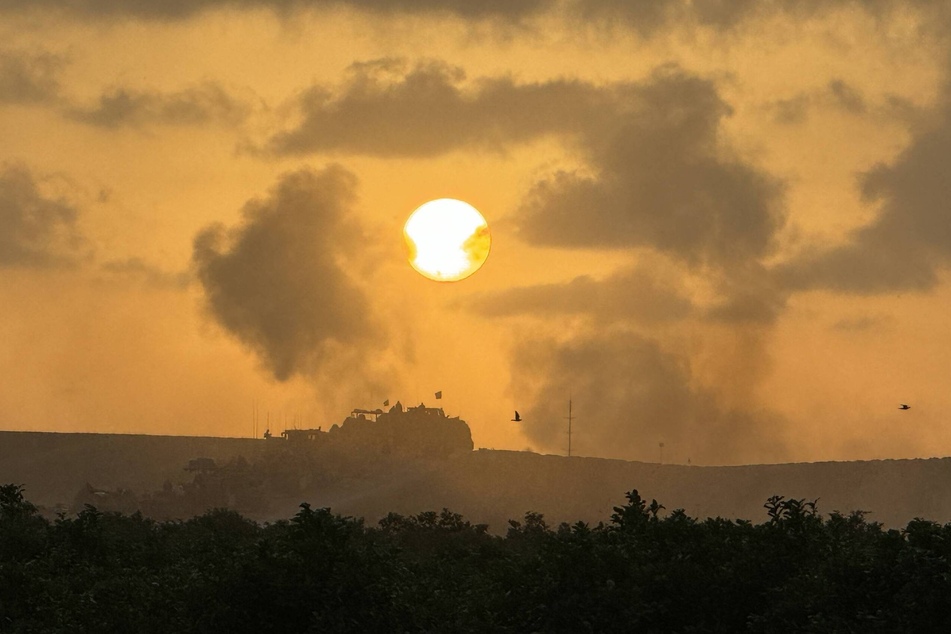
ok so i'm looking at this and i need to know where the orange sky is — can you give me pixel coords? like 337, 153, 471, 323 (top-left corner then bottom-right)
1, 1, 950, 465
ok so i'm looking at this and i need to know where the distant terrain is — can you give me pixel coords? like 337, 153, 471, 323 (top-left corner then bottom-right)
2, 430, 951, 529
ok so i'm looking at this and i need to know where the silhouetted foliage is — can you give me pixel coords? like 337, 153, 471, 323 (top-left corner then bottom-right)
4, 485, 951, 632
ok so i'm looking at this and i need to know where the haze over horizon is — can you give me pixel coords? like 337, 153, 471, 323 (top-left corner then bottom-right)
2, 1, 951, 466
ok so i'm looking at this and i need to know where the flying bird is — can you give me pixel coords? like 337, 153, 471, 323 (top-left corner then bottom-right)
899, 404, 911, 410
511, 411, 521, 422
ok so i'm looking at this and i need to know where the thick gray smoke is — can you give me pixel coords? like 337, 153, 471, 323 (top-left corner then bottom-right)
492, 68, 790, 464
516, 68, 785, 270
471, 264, 694, 326
514, 331, 786, 465
193, 165, 376, 381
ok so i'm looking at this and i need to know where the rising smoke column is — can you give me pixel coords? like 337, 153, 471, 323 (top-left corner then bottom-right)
193, 165, 377, 381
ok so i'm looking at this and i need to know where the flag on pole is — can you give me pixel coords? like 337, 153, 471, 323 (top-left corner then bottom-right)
435, 391, 442, 400
383, 399, 389, 407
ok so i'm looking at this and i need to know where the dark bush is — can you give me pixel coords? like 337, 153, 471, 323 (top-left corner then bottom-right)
4, 485, 951, 632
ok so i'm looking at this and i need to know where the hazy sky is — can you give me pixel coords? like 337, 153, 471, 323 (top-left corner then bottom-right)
2, 0, 950, 465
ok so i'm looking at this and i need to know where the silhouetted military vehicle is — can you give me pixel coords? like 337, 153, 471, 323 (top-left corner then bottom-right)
275, 401, 474, 458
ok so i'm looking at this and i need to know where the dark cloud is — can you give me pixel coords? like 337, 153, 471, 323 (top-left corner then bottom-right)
268, 59, 604, 157
571, 0, 758, 34
0, 0, 550, 21
470, 264, 693, 326
0, 163, 84, 268
192, 165, 375, 381
474, 261, 784, 327
517, 67, 784, 270
68, 82, 250, 129
513, 331, 786, 465
0, 0, 944, 34
268, 60, 782, 281
349, 0, 550, 18
776, 239, 937, 293
472, 67, 790, 465
769, 79, 869, 125
571, 0, 949, 35
777, 116, 951, 293
0, 49, 62, 105
705, 289, 786, 324
575, 0, 850, 35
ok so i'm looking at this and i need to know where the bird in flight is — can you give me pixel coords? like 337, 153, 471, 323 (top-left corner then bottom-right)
511, 411, 521, 422
899, 404, 911, 410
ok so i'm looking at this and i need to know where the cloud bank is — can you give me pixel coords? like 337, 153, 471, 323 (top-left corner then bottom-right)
517, 68, 785, 270
68, 82, 250, 129
0, 0, 552, 21
1, 0, 939, 31
267, 59, 605, 157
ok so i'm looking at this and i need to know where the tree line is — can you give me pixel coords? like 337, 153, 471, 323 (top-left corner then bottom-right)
2, 483, 951, 632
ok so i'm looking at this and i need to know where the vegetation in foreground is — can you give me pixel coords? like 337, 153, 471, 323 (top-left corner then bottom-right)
2, 483, 951, 633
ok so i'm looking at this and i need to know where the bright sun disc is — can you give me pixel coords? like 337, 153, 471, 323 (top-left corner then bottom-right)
403, 199, 491, 282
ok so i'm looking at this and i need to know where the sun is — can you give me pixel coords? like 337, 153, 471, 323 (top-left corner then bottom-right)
403, 199, 491, 282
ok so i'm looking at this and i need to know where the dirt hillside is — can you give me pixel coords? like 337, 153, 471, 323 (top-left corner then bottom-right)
2, 431, 949, 529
